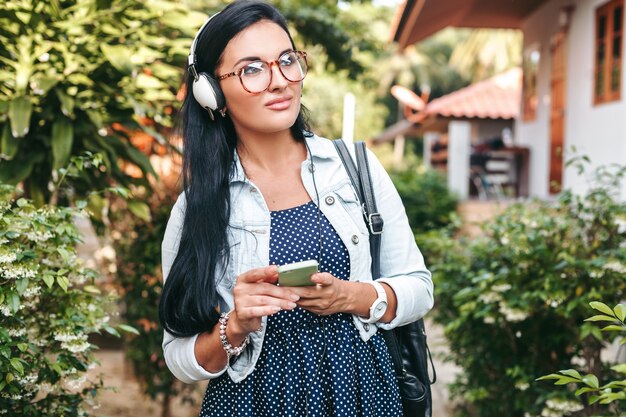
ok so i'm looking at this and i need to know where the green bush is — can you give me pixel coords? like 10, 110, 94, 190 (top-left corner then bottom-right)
0, 183, 132, 416
539, 301, 625, 416
424, 162, 626, 417
0, 0, 206, 205
390, 164, 458, 233
112, 186, 197, 417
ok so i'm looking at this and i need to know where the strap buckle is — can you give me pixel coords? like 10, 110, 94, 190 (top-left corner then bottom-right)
367, 213, 384, 235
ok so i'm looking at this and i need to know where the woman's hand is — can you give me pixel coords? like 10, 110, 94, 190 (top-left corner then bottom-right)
231, 265, 300, 335
289, 272, 351, 316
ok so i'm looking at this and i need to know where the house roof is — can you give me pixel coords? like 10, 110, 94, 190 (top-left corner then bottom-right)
425, 67, 521, 119
372, 68, 521, 143
392, 0, 547, 49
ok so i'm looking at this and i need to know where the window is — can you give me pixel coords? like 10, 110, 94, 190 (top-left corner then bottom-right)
522, 46, 540, 121
594, 0, 623, 104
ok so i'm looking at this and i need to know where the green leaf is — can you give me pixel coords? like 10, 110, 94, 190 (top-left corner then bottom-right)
57, 247, 70, 262
17, 343, 28, 352
128, 200, 151, 222
585, 314, 618, 322
0, 157, 35, 184
103, 326, 121, 338
118, 324, 140, 335
0, 381, 6, 392
582, 374, 600, 389
5, 373, 14, 384
575, 387, 596, 396
51, 118, 74, 170
614, 304, 625, 322
0, 124, 19, 160
42, 274, 54, 288
559, 369, 582, 379
601, 325, 625, 332
8, 96, 32, 137
100, 44, 133, 74
612, 364, 626, 374
56, 276, 69, 292
10, 358, 24, 375
590, 301, 616, 317
536, 374, 562, 381
31, 75, 60, 95
8, 292, 19, 313
15, 278, 29, 295
554, 376, 581, 385
83, 285, 100, 294
55, 89, 74, 118
51, 362, 62, 375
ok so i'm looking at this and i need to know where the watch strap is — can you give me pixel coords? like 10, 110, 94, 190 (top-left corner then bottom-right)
359, 281, 388, 324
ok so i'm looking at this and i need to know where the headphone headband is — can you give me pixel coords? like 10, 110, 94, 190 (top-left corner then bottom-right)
188, 12, 220, 78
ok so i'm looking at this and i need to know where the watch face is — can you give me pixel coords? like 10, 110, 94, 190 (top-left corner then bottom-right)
373, 301, 388, 319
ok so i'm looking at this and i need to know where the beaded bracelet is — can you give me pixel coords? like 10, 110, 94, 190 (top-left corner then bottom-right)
219, 311, 249, 361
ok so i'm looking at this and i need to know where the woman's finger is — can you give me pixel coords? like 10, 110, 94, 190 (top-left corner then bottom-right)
247, 295, 298, 310
239, 305, 282, 318
310, 272, 334, 286
237, 265, 278, 284
245, 282, 300, 301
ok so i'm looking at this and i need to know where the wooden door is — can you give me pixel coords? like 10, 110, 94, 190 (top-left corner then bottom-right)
549, 30, 567, 194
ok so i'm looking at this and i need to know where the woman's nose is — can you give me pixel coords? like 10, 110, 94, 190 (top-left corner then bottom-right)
267, 63, 288, 91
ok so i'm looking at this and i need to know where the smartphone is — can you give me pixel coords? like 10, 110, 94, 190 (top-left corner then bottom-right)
277, 259, 318, 287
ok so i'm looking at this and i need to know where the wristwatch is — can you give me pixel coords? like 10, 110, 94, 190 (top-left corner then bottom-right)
359, 281, 388, 324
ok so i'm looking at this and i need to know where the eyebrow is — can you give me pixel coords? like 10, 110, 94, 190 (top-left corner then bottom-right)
233, 48, 294, 67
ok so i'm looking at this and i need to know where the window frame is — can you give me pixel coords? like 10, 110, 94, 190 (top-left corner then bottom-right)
594, 0, 624, 105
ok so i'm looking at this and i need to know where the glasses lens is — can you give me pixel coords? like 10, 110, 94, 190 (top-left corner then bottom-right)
279, 51, 307, 82
240, 61, 271, 94
239, 51, 308, 93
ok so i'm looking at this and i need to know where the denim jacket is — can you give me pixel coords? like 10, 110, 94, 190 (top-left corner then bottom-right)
161, 134, 434, 384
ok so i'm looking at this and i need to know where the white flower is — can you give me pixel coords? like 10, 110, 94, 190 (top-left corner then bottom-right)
25, 231, 53, 242
23, 286, 41, 299
64, 375, 87, 391
542, 398, 584, 416
483, 315, 496, 324
17, 372, 38, 386
0, 252, 17, 264
0, 264, 37, 279
55, 332, 91, 353
8, 328, 26, 338
603, 261, 626, 274
479, 292, 502, 304
492, 284, 512, 293
499, 304, 528, 322
515, 381, 529, 391
0, 305, 11, 316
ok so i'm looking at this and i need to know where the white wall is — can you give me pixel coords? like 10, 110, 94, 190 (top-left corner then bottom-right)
564, 0, 626, 195
517, 0, 626, 197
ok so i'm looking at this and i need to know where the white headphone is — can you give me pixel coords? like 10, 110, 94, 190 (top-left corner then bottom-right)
188, 13, 226, 120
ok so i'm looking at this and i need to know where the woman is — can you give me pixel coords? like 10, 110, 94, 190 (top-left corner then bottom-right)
159, 1, 434, 415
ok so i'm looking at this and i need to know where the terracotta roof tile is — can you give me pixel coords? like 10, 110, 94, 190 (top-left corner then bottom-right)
425, 67, 521, 119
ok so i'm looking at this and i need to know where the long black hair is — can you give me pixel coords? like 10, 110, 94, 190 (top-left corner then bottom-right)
159, 0, 311, 337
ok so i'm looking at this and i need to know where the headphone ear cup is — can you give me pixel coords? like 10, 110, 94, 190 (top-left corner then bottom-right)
192, 73, 226, 111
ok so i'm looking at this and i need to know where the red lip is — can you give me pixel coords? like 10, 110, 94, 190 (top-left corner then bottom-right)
265, 96, 293, 110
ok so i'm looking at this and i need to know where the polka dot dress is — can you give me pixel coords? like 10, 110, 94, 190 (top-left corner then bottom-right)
200, 201, 402, 417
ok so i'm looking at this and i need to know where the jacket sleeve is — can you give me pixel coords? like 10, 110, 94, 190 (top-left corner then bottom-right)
365, 150, 434, 329
161, 193, 227, 383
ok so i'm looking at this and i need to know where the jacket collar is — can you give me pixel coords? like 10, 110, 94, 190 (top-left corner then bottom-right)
230, 133, 336, 183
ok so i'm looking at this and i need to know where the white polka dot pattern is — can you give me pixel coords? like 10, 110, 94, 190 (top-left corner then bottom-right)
199, 201, 402, 416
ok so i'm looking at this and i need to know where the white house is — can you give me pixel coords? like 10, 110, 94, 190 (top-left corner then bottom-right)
392, 0, 626, 198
